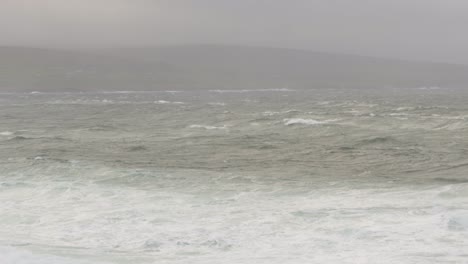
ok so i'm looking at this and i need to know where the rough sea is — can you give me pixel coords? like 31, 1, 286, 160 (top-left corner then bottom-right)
1, 88, 467, 264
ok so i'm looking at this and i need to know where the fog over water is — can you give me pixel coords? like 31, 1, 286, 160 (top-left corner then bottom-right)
2, 0, 468, 64
1, 1, 468, 264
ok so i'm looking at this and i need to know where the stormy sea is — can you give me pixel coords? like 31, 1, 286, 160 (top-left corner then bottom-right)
1, 88, 467, 264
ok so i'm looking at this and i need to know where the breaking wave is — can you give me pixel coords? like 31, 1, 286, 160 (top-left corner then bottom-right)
283, 118, 337, 126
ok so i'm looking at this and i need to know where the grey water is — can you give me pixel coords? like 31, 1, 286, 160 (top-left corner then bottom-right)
1, 88, 468, 264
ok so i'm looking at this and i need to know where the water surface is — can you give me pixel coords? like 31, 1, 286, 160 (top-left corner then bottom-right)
1, 88, 467, 263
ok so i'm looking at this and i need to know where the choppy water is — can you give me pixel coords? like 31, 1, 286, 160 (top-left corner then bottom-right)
1, 88, 468, 264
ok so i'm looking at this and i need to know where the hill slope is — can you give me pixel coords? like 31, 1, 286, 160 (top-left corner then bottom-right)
1, 45, 468, 92
0, 47, 176, 92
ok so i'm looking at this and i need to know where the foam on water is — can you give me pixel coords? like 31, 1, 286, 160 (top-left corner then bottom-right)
0, 246, 110, 264
101, 91, 182, 94
189, 124, 227, 130
283, 118, 336, 126
207, 102, 226, 106
46, 99, 117, 105
209, 88, 295, 93
154, 100, 185, 105
1, 161, 467, 264
0, 131, 14, 136
417, 86, 442, 90
262, 110, 300, 116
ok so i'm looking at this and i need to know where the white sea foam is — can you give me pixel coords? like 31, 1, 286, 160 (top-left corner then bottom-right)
46, 99, 117, 105
209, 88, 295, 93
0, 246, 108, 264
0, 131, 13, 136
263, 111, 281, 116
397, 107, 413, 111
283, 118, 336, 126
101, 91, 182, 94
433, 121, 468, 131
417, 86, 442, 90
263, 110, 299, 116
389, 113, 409, 116
154, 100, 185, 105
189, 124, 227, 130
0, 162, 467, 264
208, 102, 226, 106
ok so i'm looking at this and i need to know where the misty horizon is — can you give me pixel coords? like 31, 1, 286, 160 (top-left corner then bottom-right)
3, 43, 468, 67
3, 44, 468, 93
2, 0, 468, 64
1, 2, 468, 264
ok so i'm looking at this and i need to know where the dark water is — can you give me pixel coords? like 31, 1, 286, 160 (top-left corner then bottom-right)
1, 88, 467, 264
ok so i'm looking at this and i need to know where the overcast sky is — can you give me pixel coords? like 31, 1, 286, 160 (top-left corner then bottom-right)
1, 0, 468, 64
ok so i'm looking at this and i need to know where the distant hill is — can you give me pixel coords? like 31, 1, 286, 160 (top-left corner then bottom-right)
1, 45, 468, 92
0, 46, 178, 92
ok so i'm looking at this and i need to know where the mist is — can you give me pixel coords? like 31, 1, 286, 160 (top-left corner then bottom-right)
1, 0, 468, 64
2, 2, 468, 264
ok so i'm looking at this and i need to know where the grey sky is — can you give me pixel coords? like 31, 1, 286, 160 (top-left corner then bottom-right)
1, 0, 468, 64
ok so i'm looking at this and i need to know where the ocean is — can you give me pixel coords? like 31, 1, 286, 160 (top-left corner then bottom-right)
1, 88, 467, 264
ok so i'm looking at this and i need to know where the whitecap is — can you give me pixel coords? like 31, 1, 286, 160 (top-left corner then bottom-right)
417, 86, 442, 90
101, 90, 181, 94
0, 131, 14, 136
189, 125, 227, 130
389, 113, 409, 116
208, 102, 226, 106
263, 111, 280, 116
209, 88, 295, 93
263, 110, 299, 116
154, 100, 184, 105
283, 118, 336, 126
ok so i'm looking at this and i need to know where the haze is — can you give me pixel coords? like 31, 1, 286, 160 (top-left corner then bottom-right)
1, 0, 468, 64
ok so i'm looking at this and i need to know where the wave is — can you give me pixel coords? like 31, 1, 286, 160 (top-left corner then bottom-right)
209, 88, 295, 93
262, 110, 300, 116
101, 90, 182, 94
46, 99, 187, 105
0, 131, 13, 136
356, 136, 398, 146
154, 100, 185, 105
208, 102, 226, 106
417, 86, 443, 90
189, 124, 227, 130
433, 121, 468, 131
46, 99, 116, 105
2, 157, 468, 263
1, 91, 184, 96
388, 113, 409, 117
283, 118, 336, 126
0, 246, 109, 264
